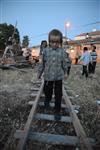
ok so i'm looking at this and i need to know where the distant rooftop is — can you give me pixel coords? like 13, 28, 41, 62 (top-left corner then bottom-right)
76, 30, 100, 37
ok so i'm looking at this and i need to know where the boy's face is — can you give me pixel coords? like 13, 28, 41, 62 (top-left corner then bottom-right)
42, 42, 47, 48
49, 35, 61, 49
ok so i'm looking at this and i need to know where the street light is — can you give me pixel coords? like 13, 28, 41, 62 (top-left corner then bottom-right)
65, 21, 71, 39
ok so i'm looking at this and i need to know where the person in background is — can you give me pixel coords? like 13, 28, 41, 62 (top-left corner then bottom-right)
63, 42, 72, 76
22, 47, 30, 61
78, 47, 91, 78
40, 40, 47, 56
75, 52, 80, 65
63, 41, 69, 53
90, 45, 97, 74
39, 40, 48, 64
66, 53, 72, 76
37, 29, 67, 120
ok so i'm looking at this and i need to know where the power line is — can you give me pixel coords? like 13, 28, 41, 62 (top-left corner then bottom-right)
30, 21, 100, 39
30, 33, 48, 39
72, 21, 100, 29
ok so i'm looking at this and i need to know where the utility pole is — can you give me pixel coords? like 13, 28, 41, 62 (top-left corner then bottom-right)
65, 21, 71, 39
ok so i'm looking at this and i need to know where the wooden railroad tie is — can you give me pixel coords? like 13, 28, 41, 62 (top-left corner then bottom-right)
14, 81, 98, 150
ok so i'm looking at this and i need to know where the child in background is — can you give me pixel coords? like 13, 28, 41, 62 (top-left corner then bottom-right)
39, 40, 47, 63
66, 53, 72, 76
37, 29, 67, 120
40, 40, 47, 56
78, 47, 91, 78
90, 45, 97, 74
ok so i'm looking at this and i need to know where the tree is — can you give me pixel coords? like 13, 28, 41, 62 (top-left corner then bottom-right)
0, 23, 20, 51
22, 35, 29, 48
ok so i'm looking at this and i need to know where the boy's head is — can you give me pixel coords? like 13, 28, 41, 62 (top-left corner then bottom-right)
48, 29, 63, 49
91, 44, 96, 51
92, 45, 96, 51
83, 47, 88, 52
41, 40, 47, 48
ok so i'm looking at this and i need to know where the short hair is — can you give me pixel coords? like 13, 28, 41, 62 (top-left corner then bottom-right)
41, 40, 47, 46
91, 44, 96, 49
93, 45, 96, 50
84, 47, 88, 51
48, 29, 63, 44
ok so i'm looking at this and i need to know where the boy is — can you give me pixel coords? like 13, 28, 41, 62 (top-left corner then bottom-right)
66, 53, 72, 76
37, 29, 67, 120
90, 45, 97, 74
39, 40, 47, 63
40, 40, 47, 56
78, 47, 91, 78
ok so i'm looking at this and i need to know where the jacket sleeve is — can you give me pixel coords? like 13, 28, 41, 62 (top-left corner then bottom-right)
62, 50, 68, 74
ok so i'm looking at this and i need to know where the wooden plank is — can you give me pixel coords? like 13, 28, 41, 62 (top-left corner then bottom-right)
16, 80, 44, 150
28, 101, 66, 108
63, 86, 93, 150
34, 113, 72, 123
15, 131, 95, 146
31, 81, 42, 84
30, 93, 45, 98
30, 93, 37, 97
29, 132, 78, 146
30, 87, 39, 91
15, 130, 78, 146
28, 101, 80, 110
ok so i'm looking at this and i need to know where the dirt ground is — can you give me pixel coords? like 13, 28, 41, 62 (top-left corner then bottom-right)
0, 64, 100, 149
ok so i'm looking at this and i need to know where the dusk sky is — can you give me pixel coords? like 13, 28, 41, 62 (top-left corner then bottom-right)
0, 0, 100, 46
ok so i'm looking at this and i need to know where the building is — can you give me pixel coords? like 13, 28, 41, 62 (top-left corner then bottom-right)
30, 30, 100, 64
67, 30, 100, 64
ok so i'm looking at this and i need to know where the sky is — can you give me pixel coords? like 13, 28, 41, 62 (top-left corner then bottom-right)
0, 0, 100, 46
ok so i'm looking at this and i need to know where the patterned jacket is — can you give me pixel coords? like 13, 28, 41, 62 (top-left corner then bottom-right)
38, 47, 67, 81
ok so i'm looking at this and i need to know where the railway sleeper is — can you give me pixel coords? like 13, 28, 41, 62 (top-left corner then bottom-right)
14, 130, 95, 147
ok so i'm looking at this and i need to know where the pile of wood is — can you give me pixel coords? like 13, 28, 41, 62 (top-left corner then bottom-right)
1, 57, 16, 65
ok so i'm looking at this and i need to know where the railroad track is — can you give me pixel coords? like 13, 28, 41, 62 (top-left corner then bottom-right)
14, 80, 99, 150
